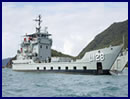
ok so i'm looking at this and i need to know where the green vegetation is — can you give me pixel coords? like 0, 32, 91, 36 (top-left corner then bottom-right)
125, 63, 128, 67
51, 49, 75, 59
2, 50, 74, 68
77, 20, 128, 59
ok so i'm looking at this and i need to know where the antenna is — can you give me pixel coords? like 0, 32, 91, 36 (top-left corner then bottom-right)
34, 15, 42, 33
44, 26, 48, 33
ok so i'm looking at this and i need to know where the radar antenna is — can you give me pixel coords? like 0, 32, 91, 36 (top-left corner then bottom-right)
34, 15, 42, 33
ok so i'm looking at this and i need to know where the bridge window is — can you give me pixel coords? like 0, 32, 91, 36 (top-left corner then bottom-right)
40, 45, 42, 48
46, 46, 48, 49
30, 56, 32, 59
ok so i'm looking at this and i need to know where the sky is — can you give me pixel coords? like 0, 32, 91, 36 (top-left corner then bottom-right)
2, 2, 128, 59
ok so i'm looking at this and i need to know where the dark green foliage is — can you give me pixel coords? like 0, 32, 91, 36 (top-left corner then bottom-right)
125, 62, 128, 67
77, 20, 128, 59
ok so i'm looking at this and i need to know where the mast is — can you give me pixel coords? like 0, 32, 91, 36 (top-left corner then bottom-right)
34, 15, 42, 33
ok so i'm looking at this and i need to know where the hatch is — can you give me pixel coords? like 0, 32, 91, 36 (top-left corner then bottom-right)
97, 62, 103, 74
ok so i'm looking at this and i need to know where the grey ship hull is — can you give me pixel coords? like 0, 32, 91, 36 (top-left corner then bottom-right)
12, 45, 122, 75
14, 69, 111, 75
12, 15, 123, 75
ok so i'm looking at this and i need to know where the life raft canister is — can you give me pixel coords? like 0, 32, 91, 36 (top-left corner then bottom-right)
21, 48, 23, 53
24, 38, 26, 42
28, 37, 31, 40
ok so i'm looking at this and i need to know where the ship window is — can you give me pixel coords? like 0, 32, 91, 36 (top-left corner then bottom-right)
58, 67, 61, 70
40, 45, 42, 48
44, 67, 46, 70
35, 53, 38, 57
73, 66, 77, 70
46, 46, 48, 49
83, 66, 87, 70
51, 67, 53, 70
66, 67, 68, 70
37, 67, 39, 70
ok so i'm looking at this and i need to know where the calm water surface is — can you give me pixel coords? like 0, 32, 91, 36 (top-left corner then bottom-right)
2, 68, 128, 97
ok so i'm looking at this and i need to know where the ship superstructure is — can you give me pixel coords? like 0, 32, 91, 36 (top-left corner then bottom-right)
17, 15, 52, 63
12, 15, 125, 75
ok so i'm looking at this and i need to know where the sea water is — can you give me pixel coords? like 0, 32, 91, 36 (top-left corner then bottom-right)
2, 68, 128, 97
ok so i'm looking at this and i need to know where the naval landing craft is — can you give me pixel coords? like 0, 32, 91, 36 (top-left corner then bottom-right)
12, 15, 125, 75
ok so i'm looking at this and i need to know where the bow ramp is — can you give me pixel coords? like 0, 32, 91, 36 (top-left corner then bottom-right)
110, 49, 128, 75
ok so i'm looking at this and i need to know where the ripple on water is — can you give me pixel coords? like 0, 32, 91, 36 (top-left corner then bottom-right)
2, 68, 128, 97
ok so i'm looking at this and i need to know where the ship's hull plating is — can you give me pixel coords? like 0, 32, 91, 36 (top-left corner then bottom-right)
110, 50, 128, 74
13, 69, 111, 75
12, 45, 122, 75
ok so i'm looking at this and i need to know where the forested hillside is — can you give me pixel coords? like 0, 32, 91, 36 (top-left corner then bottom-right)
77, 20, 128, 59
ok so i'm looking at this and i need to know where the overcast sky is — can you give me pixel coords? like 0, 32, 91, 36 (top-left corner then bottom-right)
2, 2, 128, 59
